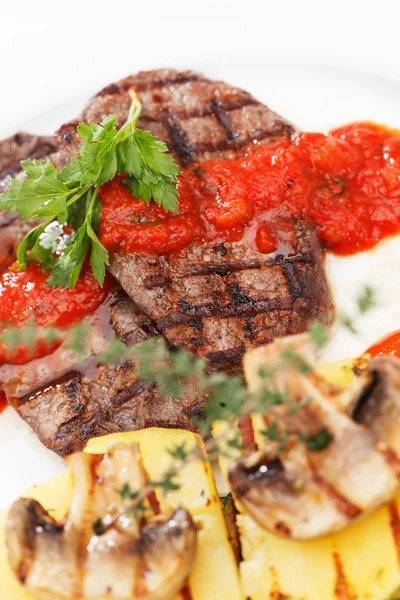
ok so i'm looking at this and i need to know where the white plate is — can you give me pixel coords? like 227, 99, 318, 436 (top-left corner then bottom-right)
2, 58, 400, 509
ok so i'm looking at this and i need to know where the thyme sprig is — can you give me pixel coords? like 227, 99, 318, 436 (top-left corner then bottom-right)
0, 319, 338, 522
339, 284, 377, 334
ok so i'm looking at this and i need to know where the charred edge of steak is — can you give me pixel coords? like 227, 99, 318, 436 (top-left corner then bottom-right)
55, 69, 295, 170
19, 371, 201, 457
12, 289, 205, 457
0, 133, 58, 180
96, 70, 207, 95
0, 132, 59, 273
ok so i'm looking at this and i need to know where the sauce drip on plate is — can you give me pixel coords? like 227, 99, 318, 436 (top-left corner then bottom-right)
99, 122, 400, 257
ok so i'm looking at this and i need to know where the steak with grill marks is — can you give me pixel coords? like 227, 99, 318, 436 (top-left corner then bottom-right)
0, 132, 58, 272
53, 69, 332, 372
2, 289, 203, 456
0, 70, 333, 454
0, 130, 203, 456
0, 132, 57, 182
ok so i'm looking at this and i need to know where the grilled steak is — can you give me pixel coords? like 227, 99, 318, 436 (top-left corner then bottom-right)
110, 220, 332, 371
2, 289, 202, 456
0, 130, 202, 455
0, 132, 57, 182
0, 133, 58, 272
54, 69, 294, 167
53, 69, 332, 371
0, 70, 333, 454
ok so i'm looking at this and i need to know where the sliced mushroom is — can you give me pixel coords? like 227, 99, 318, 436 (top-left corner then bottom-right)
6, 443, 197, 600
233, 335, 400, 540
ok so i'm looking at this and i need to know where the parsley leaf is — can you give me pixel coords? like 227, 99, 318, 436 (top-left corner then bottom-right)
0, 91, 181, 288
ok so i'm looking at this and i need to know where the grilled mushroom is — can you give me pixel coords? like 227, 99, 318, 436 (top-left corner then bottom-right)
6, 443, 197, 600
233, 336, 400, 540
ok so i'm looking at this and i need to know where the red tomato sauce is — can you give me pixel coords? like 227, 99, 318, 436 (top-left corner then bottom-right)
99, 122, 400, 257
366, 330, 400, 359
2, 121, 400, 376
0, 262, 112, 365
0, 391, 6, 414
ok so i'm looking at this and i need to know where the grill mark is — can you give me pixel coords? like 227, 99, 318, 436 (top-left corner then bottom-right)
54, 411, 109, 456
133, 553, 148, 597
125, 73, 206, 92
181, 584, 194, 600
97, 74, 207, 97
281, 262, 304, 299
158, 298, 296, 330
111, 380, 155, 410
211, 99, 240, 141
228, 282, 252, 305
143, 274, 171, 289
309, 464, 361, 519
333, 552, 355, 600
161, 109, 197, 166
269, 566, 289, 600
238, 416, 257, 451
243, 316, 258, 337
178, 253, 313, 278
206, 347, 244, 367
193, 123, 294, 154
15, 371, 84, 407
139, 457, 161, 516
139, 96, 258, 123
389, 501, 400, 564
181, 259, 262, 277
381, 448, 400, 479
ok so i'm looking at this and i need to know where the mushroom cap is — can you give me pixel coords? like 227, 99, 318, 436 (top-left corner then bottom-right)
235, 335, 400, 540
6, 443, 197, 600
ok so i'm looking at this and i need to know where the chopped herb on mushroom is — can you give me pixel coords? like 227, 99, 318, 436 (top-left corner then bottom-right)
237, 335, 400, 539
5, 443, 197, 599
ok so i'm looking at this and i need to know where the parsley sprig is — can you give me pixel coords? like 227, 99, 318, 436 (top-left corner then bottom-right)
0, 92, 180, 288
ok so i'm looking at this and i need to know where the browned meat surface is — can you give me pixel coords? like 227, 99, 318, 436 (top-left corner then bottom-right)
52, 69, 331, 371
0, 70, 333, 453
110, 220, 332, 371
53, 69, 294, 169
0, 132, 57, 182
0, 133, 58, 272
0, 128, 203, 455
2, 289, 203, 456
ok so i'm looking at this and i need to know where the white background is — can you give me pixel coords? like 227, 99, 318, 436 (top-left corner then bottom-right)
2, 0, 400, 135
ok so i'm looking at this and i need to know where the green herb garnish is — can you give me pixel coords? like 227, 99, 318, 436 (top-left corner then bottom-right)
357, 284, 376, 314
92, 517, 105, 535
298, 427, 333, 451
0, 92, 180, 288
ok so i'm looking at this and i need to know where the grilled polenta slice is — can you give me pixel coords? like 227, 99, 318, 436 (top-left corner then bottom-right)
0, 428, 243, 600
221, 349, 400, 600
